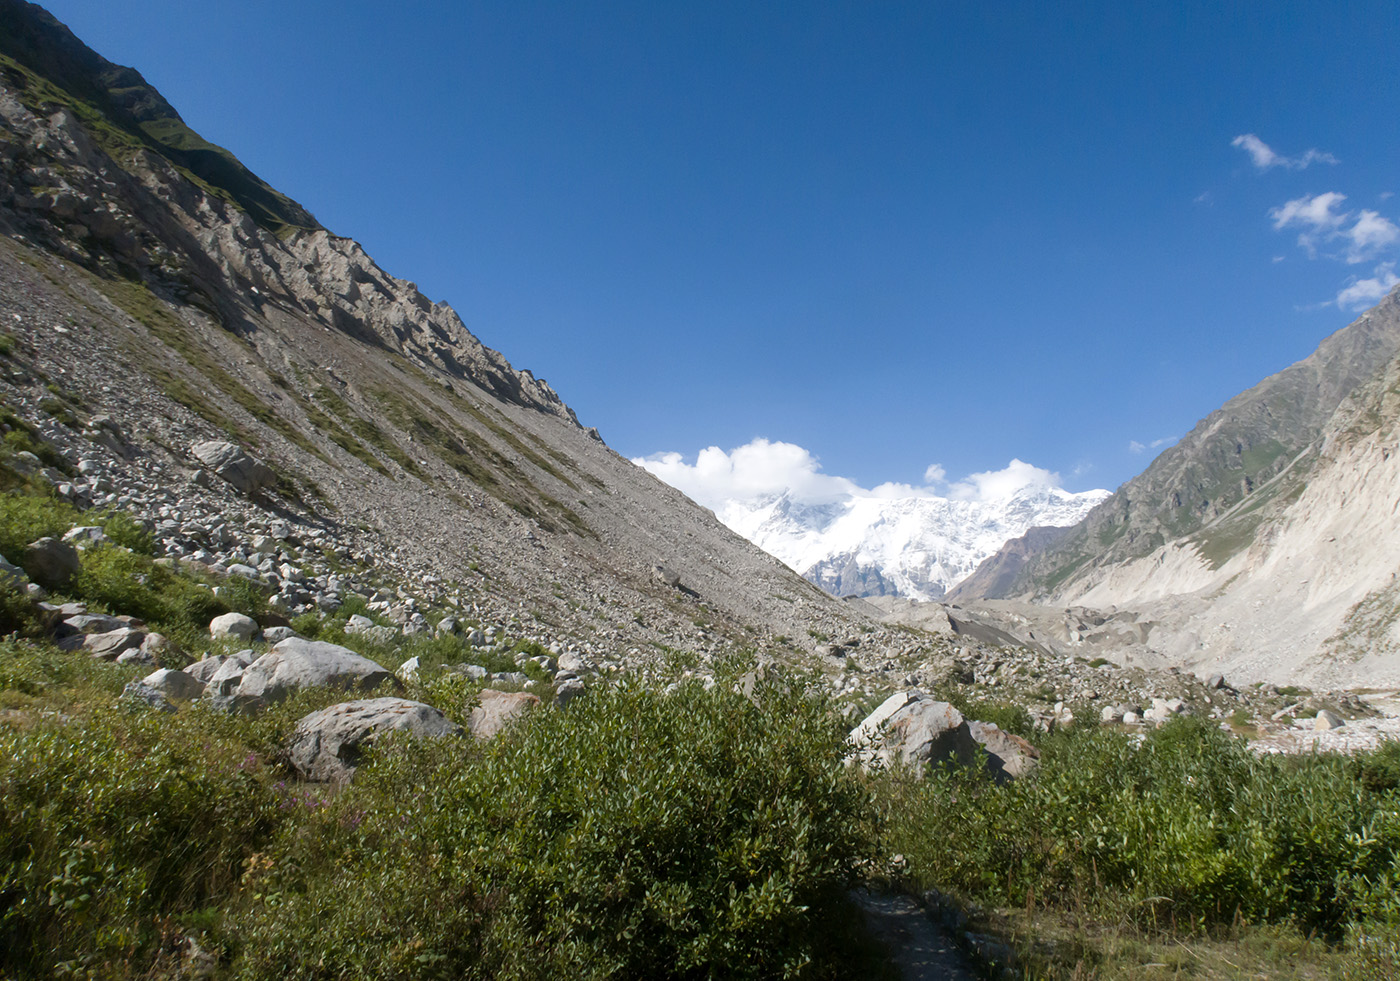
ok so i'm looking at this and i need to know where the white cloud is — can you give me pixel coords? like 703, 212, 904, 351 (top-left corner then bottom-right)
1344, 210, 1400, 263
1232, 134, 1337, 170
1128, 437, 1177, 455
1269, 192, 1400, 266
1335, 264, 1400, 311
632, 439, 859, 511
633, 440, 1071, 511
946, 458, 1062, 502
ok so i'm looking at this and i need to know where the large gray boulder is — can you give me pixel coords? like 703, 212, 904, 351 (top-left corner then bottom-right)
22, 537, 79, 589
190, 441, 275, 495
140, 667, 206, 702
210, 612, 258, 641
230, 639, 398, 713
84, 626, 146, 660
468, 689, 540, 739
850, 691, 979, 772
287, 697, 462, 782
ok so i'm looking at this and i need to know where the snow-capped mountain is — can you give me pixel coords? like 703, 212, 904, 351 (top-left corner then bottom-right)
715, 485, 1110, 600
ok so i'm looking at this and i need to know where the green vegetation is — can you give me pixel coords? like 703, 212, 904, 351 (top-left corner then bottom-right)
883, 715, 1400, 975
236, 679, 877, 980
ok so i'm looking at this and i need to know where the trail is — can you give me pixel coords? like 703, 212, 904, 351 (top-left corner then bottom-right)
853, 889, 979, 981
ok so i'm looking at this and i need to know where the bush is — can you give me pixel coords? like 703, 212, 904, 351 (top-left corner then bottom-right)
235, 679, 878, 979
0, 706, 290, 977
885, 717, 1400, 937
69, 544, 230, 647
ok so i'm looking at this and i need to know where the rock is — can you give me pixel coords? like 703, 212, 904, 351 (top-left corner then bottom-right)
140, 667, 206, 701
84, 626, 145, 660
468, 689, 540, 739
1314, 709, 1346, 730
0, 553, 29, 588
121, 681, 175, 714
190, 441, 275, 495
557, 650, 588, 673
21, 537, 79, 589
225, 563, 261, 580
436, 616, 459, 636
63, 613, 124, 634
139, 632, 181, 665
450, 663, 489, 680
851, 692, 979, 772
1206, 673, 1227, 690
1122, 711, 1141, 725
345, 614, 376, 634
115, 647, 156, 666
210, 612, 258, 641
396, 655, 420, 683
62, 525, 107, 546
403, 612, 430, 635
1100, 706, 1121, 723
467, 628, 487, 647
968, 721, 1040, 781
554, 677, 586, 709
185, 652, 249, 685
652, 564, 681, 588
287, 697, 462, 782
231, 639, 399, 713
262, 625, 297, 644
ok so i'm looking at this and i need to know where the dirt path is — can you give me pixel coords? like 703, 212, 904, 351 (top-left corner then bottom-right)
853, 888, 979, 981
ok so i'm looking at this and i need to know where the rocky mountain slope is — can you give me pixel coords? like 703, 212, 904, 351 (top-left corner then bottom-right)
716, 484, 1108, 601
0, 0, 932, 675
950, 286, 1400, 686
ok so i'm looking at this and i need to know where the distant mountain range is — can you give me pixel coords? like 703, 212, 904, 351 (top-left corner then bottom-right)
715, 484, 1109, 600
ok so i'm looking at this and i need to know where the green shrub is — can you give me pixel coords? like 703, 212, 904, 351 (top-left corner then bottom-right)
96, 510, 155, 555
0, 707, 290, 977
236, 679, 877, 979
885, 718, 1400, 937
70, 544, 229, 648
0, 490, 77, 561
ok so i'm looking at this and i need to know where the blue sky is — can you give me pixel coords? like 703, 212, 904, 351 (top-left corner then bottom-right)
35, 0, 1400, 498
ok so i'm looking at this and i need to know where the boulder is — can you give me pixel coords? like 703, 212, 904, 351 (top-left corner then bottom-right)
0, 553, 29, 588
120, 681, 175, 714
262, 625, 298, 644
968, 721, 1040, 781
140, 667, 206, 702
210, 612, 258, 641
554, 677, 586, 709
84, 626, 145, 660
652, 564, 682, 588
231, 639, 398, 713
1314, 709, 1346, 731
468, 688, 540, 739
185, 652, 249, 684
139, 632, 181, 665
22, 537, 79, 589
190, 441, 275, 495
63, 613, 124, 634
851, 692, 979, 772
287, 697, 462, 782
